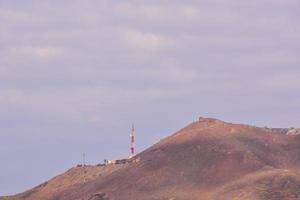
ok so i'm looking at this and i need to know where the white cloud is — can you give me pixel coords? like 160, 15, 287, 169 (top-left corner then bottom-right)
119, 28, 174, 51
0, 8, 37, 24
181, 6, 199, 20
0, 89, 26, 105
156, 59, 197, 82
113, 3, 199, 22
0, 85, 168, 125
8, 46, 65, 62
266, 0, 299, 5
1, 0, 300, 195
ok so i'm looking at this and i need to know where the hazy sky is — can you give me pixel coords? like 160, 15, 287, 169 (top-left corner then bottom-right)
1, 0, 300, 195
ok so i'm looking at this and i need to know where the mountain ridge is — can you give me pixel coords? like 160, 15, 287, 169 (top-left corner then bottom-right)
2, 117, 300, 200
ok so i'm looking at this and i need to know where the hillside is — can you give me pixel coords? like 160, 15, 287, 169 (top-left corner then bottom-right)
2, 117, 300, 200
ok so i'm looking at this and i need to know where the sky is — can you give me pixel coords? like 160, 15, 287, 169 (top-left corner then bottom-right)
0, 0, 300, 195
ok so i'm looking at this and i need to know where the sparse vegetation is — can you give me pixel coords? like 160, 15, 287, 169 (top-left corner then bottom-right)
4, 118, 300, 200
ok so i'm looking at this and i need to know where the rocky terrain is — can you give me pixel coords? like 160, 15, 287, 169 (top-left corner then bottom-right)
2, 117, 300, 200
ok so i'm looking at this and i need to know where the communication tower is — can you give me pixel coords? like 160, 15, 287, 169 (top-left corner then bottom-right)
130, 124, 135, 158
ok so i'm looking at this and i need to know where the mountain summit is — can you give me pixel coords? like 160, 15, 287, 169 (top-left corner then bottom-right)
3, 118, 300, 200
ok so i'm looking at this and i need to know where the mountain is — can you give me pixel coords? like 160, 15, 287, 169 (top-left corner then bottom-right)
2, 117, 300, 200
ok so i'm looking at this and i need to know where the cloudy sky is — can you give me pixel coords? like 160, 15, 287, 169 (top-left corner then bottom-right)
1, 0, 300, 195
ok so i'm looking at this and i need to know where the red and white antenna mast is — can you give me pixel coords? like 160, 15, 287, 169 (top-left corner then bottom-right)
130, 124, 135, 158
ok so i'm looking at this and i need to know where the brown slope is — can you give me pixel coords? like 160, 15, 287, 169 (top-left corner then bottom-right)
3, 118, 300, 200
212, 168, 300, 200
3, 164, 124, 200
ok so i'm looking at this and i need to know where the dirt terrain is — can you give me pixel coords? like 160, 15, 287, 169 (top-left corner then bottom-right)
2, 117, 300, 200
